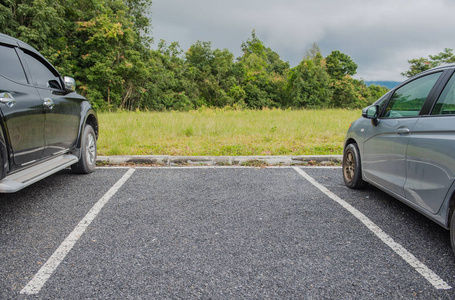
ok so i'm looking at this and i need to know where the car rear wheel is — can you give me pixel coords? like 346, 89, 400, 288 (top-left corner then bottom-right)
71, 124, 96, 174
343, 143, 367, 189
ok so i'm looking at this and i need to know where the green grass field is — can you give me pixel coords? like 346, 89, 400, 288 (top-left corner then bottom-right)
97, 108, 361, 156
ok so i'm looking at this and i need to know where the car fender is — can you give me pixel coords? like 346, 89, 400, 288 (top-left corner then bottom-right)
72, 101, 98, 157
435, 180, 455, 229
344, 118, 367, 153
344, 117, 370, 181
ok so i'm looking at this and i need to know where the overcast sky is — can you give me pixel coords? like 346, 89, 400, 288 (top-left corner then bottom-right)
149, 0, 455, 81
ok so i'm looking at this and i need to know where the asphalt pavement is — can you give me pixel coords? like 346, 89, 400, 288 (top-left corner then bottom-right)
1, 166, 455, 299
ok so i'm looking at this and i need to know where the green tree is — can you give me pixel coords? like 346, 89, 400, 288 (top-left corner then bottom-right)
1, 0, 381, 112
237, 30, 289, 108
185, 41, 238, 107
401, 57, 433, 78
325, 50, 365, 108
325, 50, 358, 80
402, 48, 455, 78
331, 78, 366, 108
1, 0, 154, 111
286, 53, 333, 108
366, 84, 389, 102
305, 42, 322, 60
0, 0, 65, 50
240, 29, 266, 60
141, 40, 199, 111
75, 5, 146, 109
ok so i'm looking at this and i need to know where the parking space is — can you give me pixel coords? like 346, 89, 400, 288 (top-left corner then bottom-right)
1, 167, 455, 298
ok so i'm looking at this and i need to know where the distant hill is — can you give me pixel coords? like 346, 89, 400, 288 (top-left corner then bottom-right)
365, 81, 400, 89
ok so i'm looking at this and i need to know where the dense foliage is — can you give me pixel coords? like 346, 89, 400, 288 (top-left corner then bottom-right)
1, 0, 387, 111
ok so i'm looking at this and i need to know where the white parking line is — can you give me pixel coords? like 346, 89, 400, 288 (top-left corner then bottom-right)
20, 168, 136, 295
293, 167, 452, 290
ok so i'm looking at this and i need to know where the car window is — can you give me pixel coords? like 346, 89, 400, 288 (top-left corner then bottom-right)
22, 50, 62, 89
383, 72, 441, 118
431, 73, 455, 115
0, 44, 28, 84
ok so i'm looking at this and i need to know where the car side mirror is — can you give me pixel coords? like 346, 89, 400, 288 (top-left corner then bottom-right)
362, 105, 379, 126
64, 76, 76, 92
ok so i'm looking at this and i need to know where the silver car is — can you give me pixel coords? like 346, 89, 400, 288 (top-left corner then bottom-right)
343, 63, 455, 254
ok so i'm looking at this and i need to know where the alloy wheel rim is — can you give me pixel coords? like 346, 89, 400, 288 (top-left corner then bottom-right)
344, 151, 355, 181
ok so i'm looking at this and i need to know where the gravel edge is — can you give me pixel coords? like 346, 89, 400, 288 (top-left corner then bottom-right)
96, 155, 343, 166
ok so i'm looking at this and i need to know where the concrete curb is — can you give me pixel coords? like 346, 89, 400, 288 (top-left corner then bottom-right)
96, 155, 343, 166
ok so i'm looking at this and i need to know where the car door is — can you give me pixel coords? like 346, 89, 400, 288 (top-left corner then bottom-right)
362, 72, 443, 197
19, 49, 81, 157
404, 71, 455, 214
0, 43, 45, 167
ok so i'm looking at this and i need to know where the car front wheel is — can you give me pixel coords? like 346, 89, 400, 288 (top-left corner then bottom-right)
343, 143, 367, 189
71, 124, 96, 174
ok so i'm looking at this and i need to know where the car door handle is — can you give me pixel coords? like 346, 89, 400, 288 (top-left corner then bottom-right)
396, 127, 410, 135
0, 92, 16, 108
43, 98, 55, 110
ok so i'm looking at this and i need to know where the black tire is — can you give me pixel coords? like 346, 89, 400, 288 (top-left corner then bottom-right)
0, 140, 8, 180
343, 143, 367, 189
450, 211, 455, 257
71, 124, 96, 174
0, 150, 5, 180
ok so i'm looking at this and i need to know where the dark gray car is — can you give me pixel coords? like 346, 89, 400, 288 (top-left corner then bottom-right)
0, 33, 98, 192
343, 63, 455, 254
